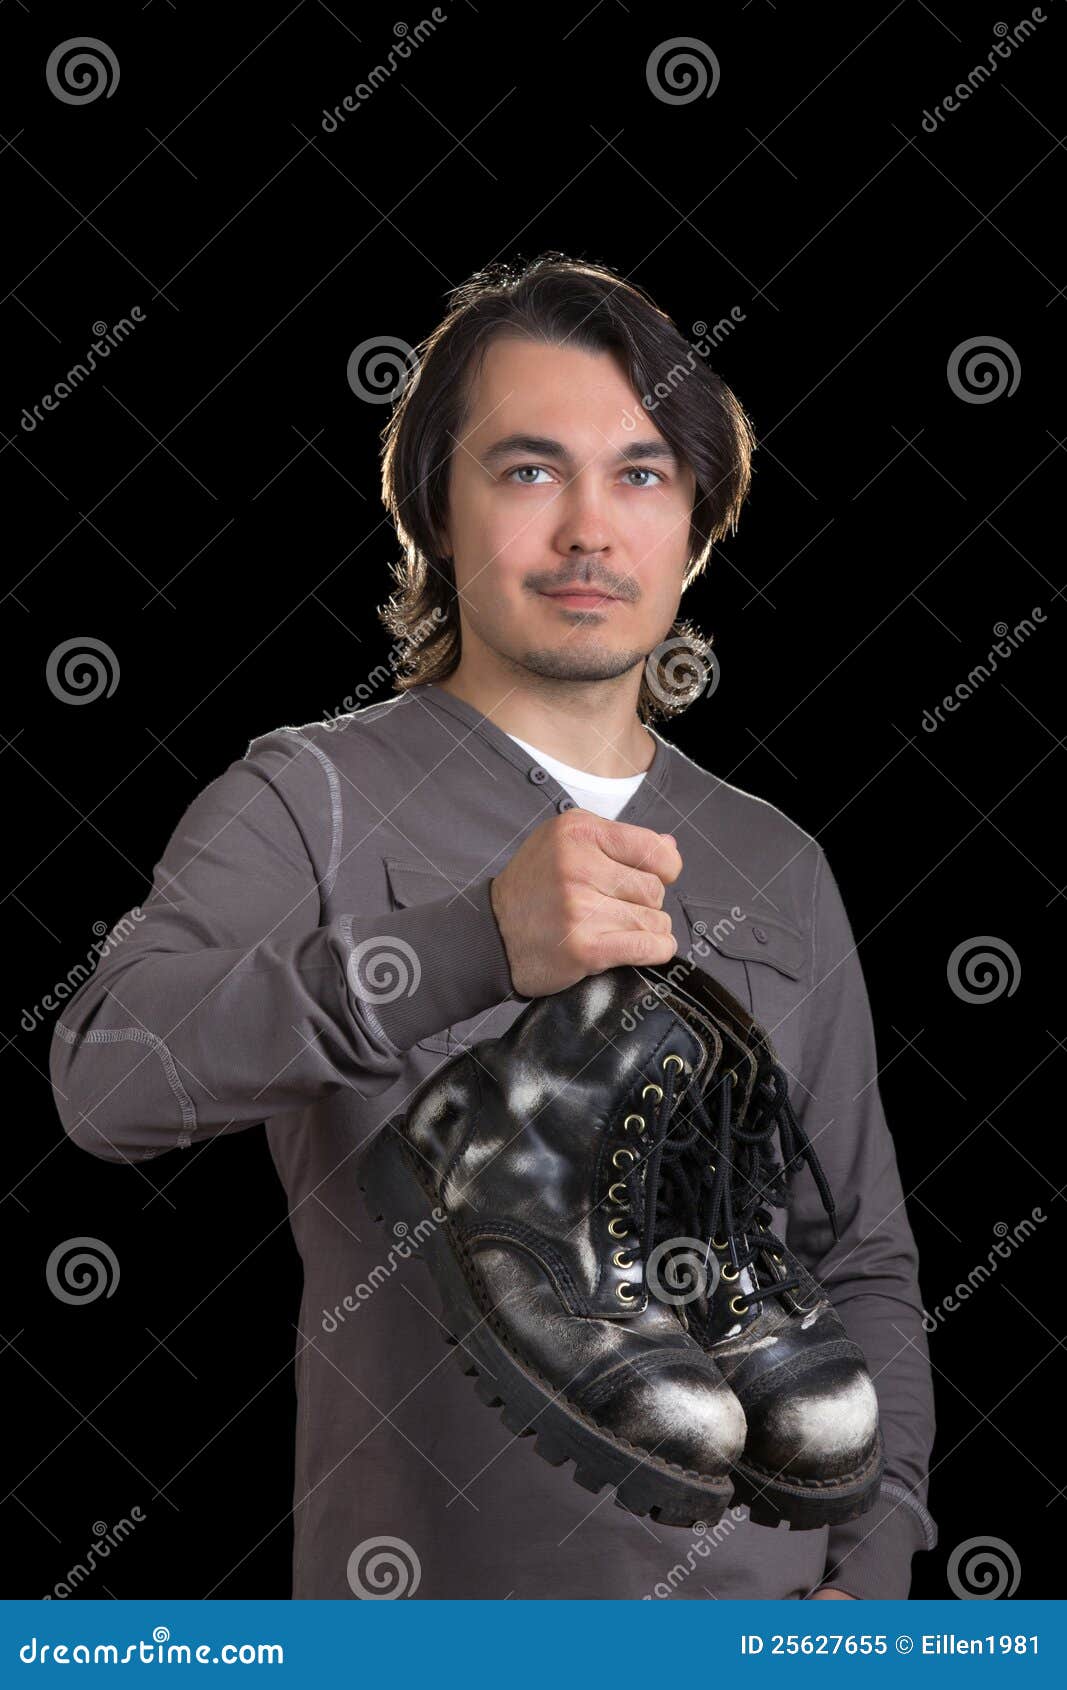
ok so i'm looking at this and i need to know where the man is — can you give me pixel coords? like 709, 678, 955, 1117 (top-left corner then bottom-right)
50, 254, 936, 1599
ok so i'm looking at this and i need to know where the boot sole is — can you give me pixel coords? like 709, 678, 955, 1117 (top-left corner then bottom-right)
730, 1432, 886, 1529
356, 1120, 735, 1531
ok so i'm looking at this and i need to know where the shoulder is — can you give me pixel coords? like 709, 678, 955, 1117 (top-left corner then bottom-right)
242, 690, 429, 786
238, 689, 441, 822
663, 735, 820, 856
245, 687, 414, 760
659, 736, 826, 933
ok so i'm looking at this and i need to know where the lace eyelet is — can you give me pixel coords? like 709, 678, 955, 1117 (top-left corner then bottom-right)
623, 1113, 645, 1133
711, 1237, 729, 1251
607, 1181, 630, 1205
729, 1294, 748, 1315
641, 1083, 663, 1103
707, 1160, 716, 1173
662, 1053, 686, 1073
612, 1250, 635, 1269
616, 1283, 638, 1304
608, 1216, 630, 1238
721, 1265, 739, 1282
611, 1148, 636, 1169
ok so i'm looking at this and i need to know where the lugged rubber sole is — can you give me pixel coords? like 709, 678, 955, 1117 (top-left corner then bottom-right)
730, 1433, 886, 1529
355, 1120, 735, 1530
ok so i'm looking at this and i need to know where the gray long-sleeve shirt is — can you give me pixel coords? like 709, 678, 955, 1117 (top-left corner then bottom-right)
49, 679, 937, 1599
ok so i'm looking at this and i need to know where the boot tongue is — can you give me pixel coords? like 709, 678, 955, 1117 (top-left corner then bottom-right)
633, 972, 724, 1090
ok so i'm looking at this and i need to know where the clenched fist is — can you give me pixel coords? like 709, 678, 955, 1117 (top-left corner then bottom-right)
489, 810, 682, 998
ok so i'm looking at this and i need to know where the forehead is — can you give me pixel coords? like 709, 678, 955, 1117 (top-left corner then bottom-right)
459, 335, 650, 442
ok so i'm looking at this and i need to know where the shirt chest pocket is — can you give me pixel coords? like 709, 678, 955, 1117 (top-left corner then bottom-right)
383, 857, 525, 1057
675, 895, 809, 1085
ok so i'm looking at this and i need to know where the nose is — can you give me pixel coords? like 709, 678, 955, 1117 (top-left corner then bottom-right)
550, 474, 614, 561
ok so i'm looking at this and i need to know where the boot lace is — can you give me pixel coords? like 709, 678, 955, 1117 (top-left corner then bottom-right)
619, 1046, 839, 1319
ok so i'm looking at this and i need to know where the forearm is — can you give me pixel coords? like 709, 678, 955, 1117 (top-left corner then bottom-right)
51, 884, 512, 1162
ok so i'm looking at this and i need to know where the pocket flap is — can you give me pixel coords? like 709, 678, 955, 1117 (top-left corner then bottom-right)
383, 857, 485, 910
681, 898, 806, 981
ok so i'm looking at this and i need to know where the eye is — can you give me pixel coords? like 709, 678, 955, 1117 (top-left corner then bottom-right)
506, 465, 554, 485
506, 464, 666, 487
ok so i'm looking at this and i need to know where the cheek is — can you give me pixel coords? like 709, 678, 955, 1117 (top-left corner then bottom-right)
629, 490, 691, 568
459, 485, 546, 570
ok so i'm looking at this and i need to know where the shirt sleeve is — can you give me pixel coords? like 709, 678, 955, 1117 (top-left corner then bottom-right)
48, 730, 514, 1163
785, 844, 938, 1599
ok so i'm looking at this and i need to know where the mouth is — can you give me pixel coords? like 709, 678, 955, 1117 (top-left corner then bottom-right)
538, 587, 622, 610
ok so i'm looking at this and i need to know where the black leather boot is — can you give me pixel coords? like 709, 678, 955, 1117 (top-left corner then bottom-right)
634, 961, 884, 1529
355, 969, 747, 1528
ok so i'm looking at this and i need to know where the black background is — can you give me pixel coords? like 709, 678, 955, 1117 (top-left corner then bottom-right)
2, 2, 1063, 1600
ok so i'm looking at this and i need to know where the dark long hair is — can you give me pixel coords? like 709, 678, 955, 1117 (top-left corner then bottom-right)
378, 252, 755, 723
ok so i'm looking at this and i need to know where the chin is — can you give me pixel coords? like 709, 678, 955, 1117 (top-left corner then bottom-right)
517, 647, 646, 684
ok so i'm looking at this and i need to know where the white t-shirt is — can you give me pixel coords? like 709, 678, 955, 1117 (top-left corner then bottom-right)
505, 732, 647, 821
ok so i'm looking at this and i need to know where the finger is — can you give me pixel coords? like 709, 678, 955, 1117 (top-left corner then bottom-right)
579, 853, 669, 910
578, 896, 675, 937
592, 818, 683, 884
587, 926, 679, 972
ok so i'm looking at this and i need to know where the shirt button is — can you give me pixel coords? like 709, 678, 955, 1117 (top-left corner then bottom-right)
752, 925, 768, 944
692, 919, 708, 936
556, 796, 576, 812
528, 766, 549, 784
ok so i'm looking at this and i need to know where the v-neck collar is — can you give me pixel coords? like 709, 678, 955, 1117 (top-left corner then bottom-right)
413, 681, 674, 828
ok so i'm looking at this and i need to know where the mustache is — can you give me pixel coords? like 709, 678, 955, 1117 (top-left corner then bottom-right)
527, 568, 638, 601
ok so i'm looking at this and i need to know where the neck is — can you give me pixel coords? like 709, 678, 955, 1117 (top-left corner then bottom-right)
435, 658, 656, 778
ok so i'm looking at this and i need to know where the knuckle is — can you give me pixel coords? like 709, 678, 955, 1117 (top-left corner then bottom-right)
559, 886, 588, 928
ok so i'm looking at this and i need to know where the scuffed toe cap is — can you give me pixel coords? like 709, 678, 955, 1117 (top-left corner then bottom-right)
745, 1363, 880, 1481
585, 1361, 747, 1478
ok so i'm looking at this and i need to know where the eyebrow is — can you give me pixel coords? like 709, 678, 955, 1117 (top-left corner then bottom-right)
477, 433, 682, 471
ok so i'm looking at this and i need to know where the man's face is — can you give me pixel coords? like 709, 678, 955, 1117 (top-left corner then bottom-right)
439, 336, 697, 685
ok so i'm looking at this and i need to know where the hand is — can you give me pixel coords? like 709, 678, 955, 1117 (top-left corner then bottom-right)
490, 811, 682, 998
809, 1588, 856, 1599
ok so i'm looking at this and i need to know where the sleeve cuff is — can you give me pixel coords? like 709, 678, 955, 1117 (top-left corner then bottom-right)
341, 875, 516, 1053
821, 1486, 934, 1600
